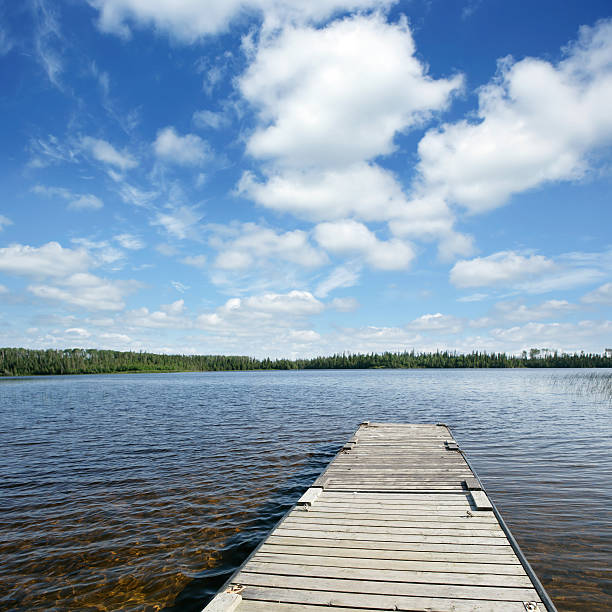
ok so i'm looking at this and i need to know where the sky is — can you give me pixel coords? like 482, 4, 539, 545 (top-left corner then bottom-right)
0, 0, 611, 358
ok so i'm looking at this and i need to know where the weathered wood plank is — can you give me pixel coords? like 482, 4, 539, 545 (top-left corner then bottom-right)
234, 572, 541, 602
259, 543, 519, 563
253, 551, 527, 574
266, 535, 515, 554
271, 528, 508, 545
470, 490, 494, 510
238, 586, 539, 611
284, 514, 500, 528
243, 560, 534, 587
282, 517, 505, 534
202, 592, 241, 612
294, 510, 498, 523
296, 487, 322, 506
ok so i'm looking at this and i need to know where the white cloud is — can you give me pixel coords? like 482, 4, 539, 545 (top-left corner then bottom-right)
241, 14, 461, 169
33, 185, 104, 211
288, 329, 321, 343
197, 290, 324, 330
153, 127, 209, 165
124, 299, 189, 328
28, 273, 134, 311
152, 206, 202, 239
330, 296, 359, 312
240, 290, 324, 315
412, 19, 612, 215
171, 281, 190, 293
0, 215, 12, 231
407, 312, 464, 334
582, 282, 612, 305
115, 233, 145, 250
314, 219, 414, 270
65, 327, 91, 338
237, 13, 463, 261
491, 299, 577, 323
68, 194, 104, 210
314, 264, 360, 298
486, 320, 612, 354
457, 293, 489, 303
450, 251, 554, 288
239, 163, 409, 222
71, 238, 124, 265
32, 0, 63, 87
117, 183, 158, 207
88, 0, 395, 41
81, 136, 137, 170
0, 242, 91, 279
28, 135, 78, 168
211, 222, 326, 270
182, 254, 207, 268
193, 109, 229, 130
0, 25, 13, 56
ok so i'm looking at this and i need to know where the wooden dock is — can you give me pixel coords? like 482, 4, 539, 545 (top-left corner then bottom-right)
204, 422, 555, 612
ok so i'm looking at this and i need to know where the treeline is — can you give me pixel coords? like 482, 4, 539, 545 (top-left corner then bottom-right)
1, 347, 611, 377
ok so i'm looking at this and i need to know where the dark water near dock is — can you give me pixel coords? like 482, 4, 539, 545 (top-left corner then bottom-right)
1, 369, 610, 611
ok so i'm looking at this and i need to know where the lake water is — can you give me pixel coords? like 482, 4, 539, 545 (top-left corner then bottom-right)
1, 368, 610, 611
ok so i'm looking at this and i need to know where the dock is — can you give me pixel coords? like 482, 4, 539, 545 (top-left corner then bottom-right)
204, 422, 555, 612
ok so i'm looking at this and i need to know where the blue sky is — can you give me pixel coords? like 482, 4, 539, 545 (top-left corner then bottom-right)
1, 0, 611, 357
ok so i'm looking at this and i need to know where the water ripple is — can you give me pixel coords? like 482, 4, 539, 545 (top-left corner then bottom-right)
0, 369, 610, 611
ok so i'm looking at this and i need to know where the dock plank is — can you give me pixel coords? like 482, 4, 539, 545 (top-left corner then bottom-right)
202, 423, 554, 612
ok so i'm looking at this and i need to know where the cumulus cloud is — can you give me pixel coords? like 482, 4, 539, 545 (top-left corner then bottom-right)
412, 19, 612, 215
0, 242, 91, 278
211, 222, 327, 270
486, 320, 612, 353
314, 219, 414, 270
450, 251, 554, 288
0, 215, 12, 231
196, 290, 325, 333
240, 163, 409, 222
451, 249, 610, 292
470, 299, 578, 327
87, 0, 395, 41
124, 299, 190, 327
28, 272, 135, 311
237, 13, 465, 261
241, 14, 461, 169
153, 127, 210, 165
81, 136, 137, 170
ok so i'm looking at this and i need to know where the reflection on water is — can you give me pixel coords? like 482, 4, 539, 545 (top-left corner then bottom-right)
0, 369, 610, 611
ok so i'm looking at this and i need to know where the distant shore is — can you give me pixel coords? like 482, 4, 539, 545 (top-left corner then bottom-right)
1, 347, 611, 377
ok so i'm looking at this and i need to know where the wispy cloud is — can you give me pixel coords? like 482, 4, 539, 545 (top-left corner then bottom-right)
81, 136, 138, 170
31, 0, 64, 88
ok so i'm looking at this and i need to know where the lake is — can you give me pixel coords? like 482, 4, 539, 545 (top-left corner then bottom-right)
1, 368, 610, 611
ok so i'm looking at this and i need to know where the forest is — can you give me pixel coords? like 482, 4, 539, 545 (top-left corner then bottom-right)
1, 347, 611, 376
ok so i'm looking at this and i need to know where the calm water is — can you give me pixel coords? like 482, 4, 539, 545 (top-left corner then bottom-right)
1, 369, 610, 611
